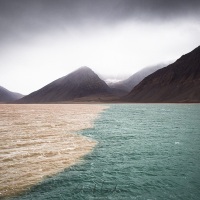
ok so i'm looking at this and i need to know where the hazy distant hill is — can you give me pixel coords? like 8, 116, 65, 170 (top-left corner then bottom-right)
125, 46, 200, 103
0, 86, 24, 102
108, 64, 165, 93
18, 66, 112, 103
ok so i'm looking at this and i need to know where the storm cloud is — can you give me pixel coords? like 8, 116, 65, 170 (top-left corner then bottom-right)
0, 0, 200, 45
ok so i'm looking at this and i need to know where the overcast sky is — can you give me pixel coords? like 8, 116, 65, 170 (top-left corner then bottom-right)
0, 0, 200, 94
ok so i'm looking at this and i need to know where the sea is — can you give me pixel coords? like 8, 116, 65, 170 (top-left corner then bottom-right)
9, 104, 200, 200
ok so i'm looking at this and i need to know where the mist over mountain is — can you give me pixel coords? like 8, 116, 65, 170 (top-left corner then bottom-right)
18, 67, 113, 103
0, 86, 24, 102
125, 46, 200, 103
3, 45, 200, 104
108, 64, 166, 93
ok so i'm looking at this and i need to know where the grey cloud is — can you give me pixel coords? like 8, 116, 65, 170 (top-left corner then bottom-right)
0, 0, 200, 46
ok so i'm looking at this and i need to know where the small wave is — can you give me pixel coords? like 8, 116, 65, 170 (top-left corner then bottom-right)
175, 142, 180, 145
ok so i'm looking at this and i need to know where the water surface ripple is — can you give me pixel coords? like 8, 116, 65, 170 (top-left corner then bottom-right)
0, 104, 107, 198
10, 104, 200, 200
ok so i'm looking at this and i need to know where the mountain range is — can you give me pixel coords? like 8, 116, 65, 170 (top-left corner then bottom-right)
125, 46, 200, 103
0, 86, 24, 102
18, 67, 113, 103
1, 46, 199, 103
108, 64, 165, 93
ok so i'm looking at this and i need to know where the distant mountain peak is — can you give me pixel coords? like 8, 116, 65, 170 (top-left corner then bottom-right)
125, 45, 200, 103
108, 64, 165, 93
68, 66, 96, 77
18, 66, 112, 103
74, 66, 95, 75
78, 66, 91, 70
0, 86, 24, 102
77, 66, 95, 73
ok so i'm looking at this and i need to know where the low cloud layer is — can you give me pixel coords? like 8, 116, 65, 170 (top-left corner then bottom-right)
0, 0, 200, 46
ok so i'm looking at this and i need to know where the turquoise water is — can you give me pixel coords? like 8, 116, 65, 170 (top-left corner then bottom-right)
11, 104, 200, 200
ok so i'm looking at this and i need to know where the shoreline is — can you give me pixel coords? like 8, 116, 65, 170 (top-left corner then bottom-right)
0, 104, 109, 198
66, 101, 200, 104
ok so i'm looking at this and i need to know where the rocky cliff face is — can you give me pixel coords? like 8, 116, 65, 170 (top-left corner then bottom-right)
19, 66, 112, 103
125, 46, 200, 103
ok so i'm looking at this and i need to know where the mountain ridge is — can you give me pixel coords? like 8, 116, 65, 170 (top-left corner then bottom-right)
125, 46, 200, 103
18, 66, 113, 103
0, 86, 24, 102
108, 64, 165, 93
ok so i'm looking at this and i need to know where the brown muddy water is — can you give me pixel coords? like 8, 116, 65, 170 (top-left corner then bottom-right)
0, 104, 108, 198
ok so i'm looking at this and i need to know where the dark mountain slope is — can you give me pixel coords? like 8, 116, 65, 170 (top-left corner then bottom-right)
125, 46, 200, 103
18, 67, 112, 103
0, 86, 24, 102
108, 64, 165, 93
